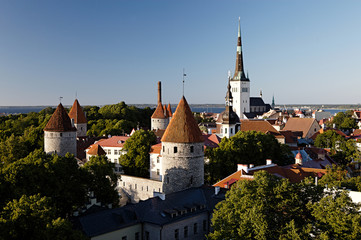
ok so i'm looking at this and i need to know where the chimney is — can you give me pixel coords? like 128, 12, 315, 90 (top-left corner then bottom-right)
266, 159, 272, 165
158, 81, 162, 104
215, 186, 220, 195
237, 164, 248, 173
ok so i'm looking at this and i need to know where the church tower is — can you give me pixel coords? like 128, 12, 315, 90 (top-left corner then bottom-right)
151, 81, 169, 130
230, 18, 250, 119
160, 96, 204, 194
217, 77, 240, 138
68, 99, 87, 138
44, 103, 77, 157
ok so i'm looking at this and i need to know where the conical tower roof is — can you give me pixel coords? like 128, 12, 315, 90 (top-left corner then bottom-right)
87, 144, 106, 156
161, 96, 203, 143
167, 103, 173, 117
68, 99, 87, 124
151, 102, 166, 119
232, 18, 248, 81
44, 103, 76, 132
163, 105, 169, 118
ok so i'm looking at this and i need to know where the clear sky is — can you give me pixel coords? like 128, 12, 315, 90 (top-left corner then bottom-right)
1, 0, 361, 106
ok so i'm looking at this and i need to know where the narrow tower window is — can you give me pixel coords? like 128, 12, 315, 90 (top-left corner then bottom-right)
174, 146, 177, 153
190, 146, 194, 153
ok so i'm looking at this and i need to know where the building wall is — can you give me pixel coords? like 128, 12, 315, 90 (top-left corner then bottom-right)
305, 120, 321, 139
160, 212, 209, 240
92, 224, 142, 240
150, 153, 162, 181
230, 80, 250, 119
44, 131, 77, 157
74, 123, 87, 137
151, 118, 168, 130
161, 142, 204, 194
102, 146, 126, 173
119, 175, 163, 203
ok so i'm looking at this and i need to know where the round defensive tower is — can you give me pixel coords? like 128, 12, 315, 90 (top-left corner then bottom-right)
160, 96, 204, 194
44, 103, 77, 157
68, 99, 87, 137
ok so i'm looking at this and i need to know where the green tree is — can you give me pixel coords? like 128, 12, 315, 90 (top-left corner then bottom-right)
119, 129, 157, 177
0, 194, 86, 240
332, 111, 357, 130
315, 130, 359, 167
208, 171, 323, 240
208, 171, 361, 240
205, 131, 293, 184
83, 155, 120, 206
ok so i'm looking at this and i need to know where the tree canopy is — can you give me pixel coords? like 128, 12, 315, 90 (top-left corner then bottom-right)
209, 171, 361, 240
314, 130, 359, 167
330, 111, 357, 130
205, 131, 293, 184
119, 129, 157, 177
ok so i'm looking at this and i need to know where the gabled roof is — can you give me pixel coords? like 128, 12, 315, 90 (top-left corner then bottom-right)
161, 97, 203, 143
151, 103, 166, 119
203, 134, 221, 148
44, 103, 76, 132
282, 118, 319, 138
94, 136, 130, 148
68, 99, 87, 124
240, 120, 283, 138
250, 97, 265, 106
87, 144, 106, 156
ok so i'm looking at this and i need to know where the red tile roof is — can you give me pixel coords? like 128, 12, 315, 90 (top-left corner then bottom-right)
283, 118, 319, 138
44, 103, 76, 132
87, 144, 106, 156
95, 136, 130, 148
68, 99, 87, 124
151, 103, 166, 119
150, 143, 162, 154
161, 96, 203, 143
167, 103, 172, 117
203, 134, 221, 148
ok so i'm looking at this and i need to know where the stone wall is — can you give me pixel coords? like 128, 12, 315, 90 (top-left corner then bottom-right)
151, 118, 168, 130
74, 123, 87, 137
119, 175, 163, 203
161, 142, 204, 194
44, 131, 77, 157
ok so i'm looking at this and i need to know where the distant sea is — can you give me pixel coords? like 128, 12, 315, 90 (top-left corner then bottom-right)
0, 106, 345, 116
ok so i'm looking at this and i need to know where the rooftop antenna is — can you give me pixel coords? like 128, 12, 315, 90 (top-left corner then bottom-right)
59, 96, 63, 104
182, 68, 186, 96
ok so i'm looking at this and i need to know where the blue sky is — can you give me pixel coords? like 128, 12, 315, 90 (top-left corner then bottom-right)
1, 0, 361, 106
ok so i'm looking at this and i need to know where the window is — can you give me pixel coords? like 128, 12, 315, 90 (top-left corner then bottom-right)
122, 236, 127, 240
157, 169, 160, 175
145, 231, 150, 240
184, 226, 188, 238
203, 220, 207, 231
225, 128, 227, 134
190, 146, 194, 153
167, 176, 170, 184
147, 186, 148, 191
194, 223, 198, 234
163, 146, 165, 152
242, 87, 248, 92
135, 184, 137, 190
157, 157, 160, 163
230, 128, 233, 134
135, 232, 140, 240
174, 146, 177, 153
123, 182, 125, 187
114, 150, 118, 155
175, 229, 179, 240
60, 133, 62, 137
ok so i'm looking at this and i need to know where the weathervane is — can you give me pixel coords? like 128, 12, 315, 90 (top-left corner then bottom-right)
182, 68, 186, 96
59, 96, 63, 103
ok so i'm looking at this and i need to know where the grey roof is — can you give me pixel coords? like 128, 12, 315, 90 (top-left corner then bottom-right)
76, 186, 226, 237
250, 97, 266, 106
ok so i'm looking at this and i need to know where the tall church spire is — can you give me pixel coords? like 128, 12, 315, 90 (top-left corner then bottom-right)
233, 17, 247, 81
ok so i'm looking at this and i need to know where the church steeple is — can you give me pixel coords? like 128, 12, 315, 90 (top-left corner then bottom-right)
233, 18, 248, 81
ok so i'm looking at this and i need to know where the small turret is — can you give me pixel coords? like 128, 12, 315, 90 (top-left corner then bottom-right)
68, 99, 87, 137
151, 81, 169, 130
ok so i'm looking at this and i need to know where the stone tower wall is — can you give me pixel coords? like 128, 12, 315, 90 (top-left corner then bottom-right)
74, 123, 87, 137
151, 118, 169, 131
44, 131, 77, 157
161, 142, 204, 194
